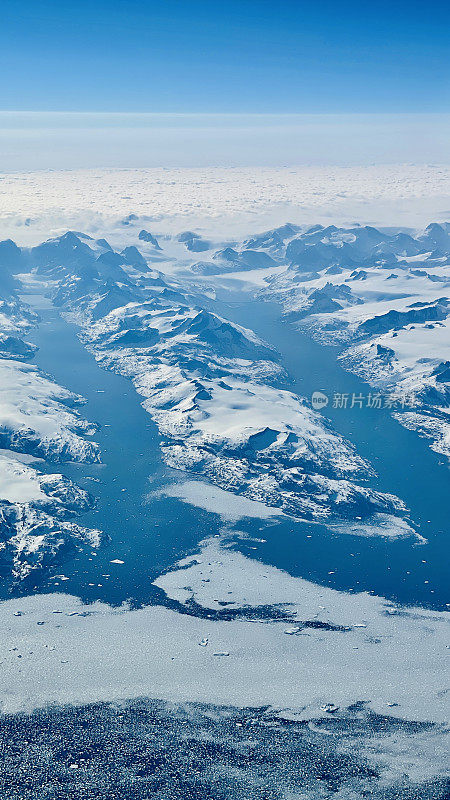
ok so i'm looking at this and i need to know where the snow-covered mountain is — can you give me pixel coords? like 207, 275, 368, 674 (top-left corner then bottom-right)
1, 220, 448, 581
255, 223, 450, 460
175, 220, 449, 461
10, 229, 419, 541
0, 266, 105, 584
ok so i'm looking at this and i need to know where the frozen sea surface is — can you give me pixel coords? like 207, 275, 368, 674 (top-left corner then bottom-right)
2, 698, 449, 800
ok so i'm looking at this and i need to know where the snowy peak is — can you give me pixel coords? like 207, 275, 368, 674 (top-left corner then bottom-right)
31, 232, 96, 270
243, 223, 300, 252
182, 309, 274, 359
208, 247, 277, 274
120, 246, 149, 270
0, 239, 24, 273
0, 240, 23, 294
177, 231, 211, 252
283, 223, 450, 271
418, 222, 450, 252
138, 229, 162, 250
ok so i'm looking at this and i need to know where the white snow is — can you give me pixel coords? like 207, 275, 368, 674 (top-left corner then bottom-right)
0, 545, 448, 724
0, 451, 47, 503
0, 359, 100, 463
158, 480, 283, 521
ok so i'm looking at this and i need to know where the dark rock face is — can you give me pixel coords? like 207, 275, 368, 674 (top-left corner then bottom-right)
138, 230, 162, 249
0, 240, 24, 294
357, 299, 450, 337
0, 335, 37, 360
432, 360, 450, 383
120, 246, 149, 270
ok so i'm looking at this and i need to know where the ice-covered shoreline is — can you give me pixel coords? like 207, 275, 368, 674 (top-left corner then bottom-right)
0, 286, 104, 583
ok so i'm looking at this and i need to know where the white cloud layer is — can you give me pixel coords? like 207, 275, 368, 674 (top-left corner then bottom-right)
1, 165, 449, 246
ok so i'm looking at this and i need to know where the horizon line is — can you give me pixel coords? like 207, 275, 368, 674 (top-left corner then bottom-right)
1, 111, 449, 117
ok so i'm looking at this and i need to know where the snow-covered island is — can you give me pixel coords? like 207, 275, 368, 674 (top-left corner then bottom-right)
0, 248, 104, 584
12, 227, 429, 541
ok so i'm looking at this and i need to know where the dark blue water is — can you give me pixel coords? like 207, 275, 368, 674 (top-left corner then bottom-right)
211, 288, 449, 610
8, 290, 449, 611
10, 301, 215, 607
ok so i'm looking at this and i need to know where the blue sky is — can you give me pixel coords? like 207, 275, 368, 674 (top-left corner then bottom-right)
1, 0, 449, 112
